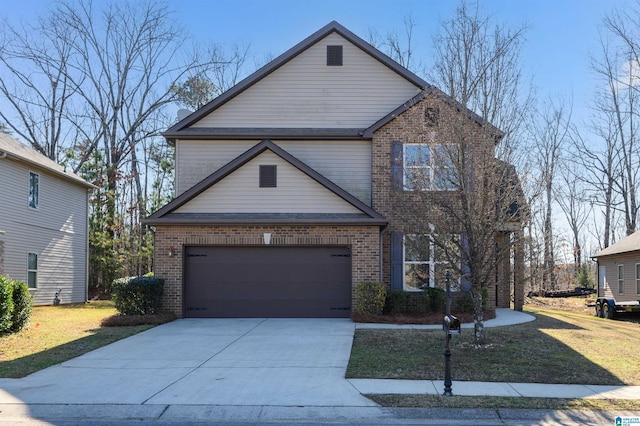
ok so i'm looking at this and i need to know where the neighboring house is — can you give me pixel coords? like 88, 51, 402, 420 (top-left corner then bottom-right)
145, 21, 525, 318
0, 132, 95, 305
591, 230, 640, 303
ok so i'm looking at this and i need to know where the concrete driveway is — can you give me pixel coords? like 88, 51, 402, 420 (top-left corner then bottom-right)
0, 318, 376, 407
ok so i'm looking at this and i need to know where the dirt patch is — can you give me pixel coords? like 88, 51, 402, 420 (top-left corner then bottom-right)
525, 296, 595, 314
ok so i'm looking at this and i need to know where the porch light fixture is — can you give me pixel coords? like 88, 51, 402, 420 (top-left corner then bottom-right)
263, 233, 272, 245
168, 246, 176, 257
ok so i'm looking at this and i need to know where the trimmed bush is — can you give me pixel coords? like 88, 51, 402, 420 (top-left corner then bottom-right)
111, 276, 164, 315
384, 289, 411, 315
355, 282, 387, 315
426, 287, 446, 313
10, 280, 33, 332
0, 275, 14, 332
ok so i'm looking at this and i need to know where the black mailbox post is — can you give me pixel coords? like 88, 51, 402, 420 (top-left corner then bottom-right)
443, 270, 459, 396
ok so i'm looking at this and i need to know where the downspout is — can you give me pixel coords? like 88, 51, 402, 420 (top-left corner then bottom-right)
85, 189, 90, 303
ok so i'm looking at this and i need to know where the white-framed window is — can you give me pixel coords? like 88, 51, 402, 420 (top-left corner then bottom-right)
403, 144, 458, 191
403, 234, 459, 291
27, 252, 37, 288
29, 172, 39, 209
636, 264, 640, 294
618, 264, 624, 294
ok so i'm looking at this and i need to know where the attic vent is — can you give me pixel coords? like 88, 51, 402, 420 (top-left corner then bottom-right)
259, 165, 277, 188
327, 45, 343, 66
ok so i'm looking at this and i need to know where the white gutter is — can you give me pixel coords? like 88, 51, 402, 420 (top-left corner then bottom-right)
0, 150, 7, 159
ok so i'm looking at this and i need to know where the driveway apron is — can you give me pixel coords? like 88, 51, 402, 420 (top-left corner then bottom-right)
0, 318, 376, 407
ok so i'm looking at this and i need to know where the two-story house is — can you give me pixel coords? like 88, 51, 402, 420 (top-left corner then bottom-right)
145, 21, 525, 318
0, 132, 95, 305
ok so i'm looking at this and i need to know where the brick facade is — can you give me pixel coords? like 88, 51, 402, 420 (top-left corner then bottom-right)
152, 225, 380, 317
370, 92, 521, 311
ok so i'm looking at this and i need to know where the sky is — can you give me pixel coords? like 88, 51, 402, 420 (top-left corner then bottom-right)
1, 0, 635, 254
0, 0, 633, 125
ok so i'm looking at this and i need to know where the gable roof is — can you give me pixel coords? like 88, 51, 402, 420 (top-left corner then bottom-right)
164, 21, 428, 138
144, 139, 387, 226
592, 230, 640, 259
0, 132, 95, 189
361, 86, 504, 140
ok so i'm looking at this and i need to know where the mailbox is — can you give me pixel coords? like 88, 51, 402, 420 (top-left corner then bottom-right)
443, 314, 461, 334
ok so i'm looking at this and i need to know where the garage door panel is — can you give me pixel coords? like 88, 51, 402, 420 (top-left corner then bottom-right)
184, 246, 352, 318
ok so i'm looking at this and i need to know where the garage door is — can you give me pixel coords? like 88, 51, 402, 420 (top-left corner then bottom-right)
184, 246, 352, 318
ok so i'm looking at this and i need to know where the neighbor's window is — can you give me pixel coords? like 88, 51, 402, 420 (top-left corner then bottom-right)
403, 144, 457, 191
636, 264, 640, 294
404, 234, 458, 291
29, 172, 39, 209
618, 264, 624, 294
27, 252, 37, 288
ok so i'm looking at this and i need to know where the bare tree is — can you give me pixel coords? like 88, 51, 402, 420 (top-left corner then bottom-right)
0, 12, 79, 161
367, 14, 420, 72
527, 100, 572, 291
408, 1, 530, 342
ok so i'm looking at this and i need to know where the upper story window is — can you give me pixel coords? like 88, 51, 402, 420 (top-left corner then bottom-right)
403, 144, 458, 191
29, 172, 39, 209
326, 45, 343, 66
404, 234, 459, 291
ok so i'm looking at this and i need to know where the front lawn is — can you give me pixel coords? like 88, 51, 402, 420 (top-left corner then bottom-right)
347, 304, 640, 385
0, 301, 165, 378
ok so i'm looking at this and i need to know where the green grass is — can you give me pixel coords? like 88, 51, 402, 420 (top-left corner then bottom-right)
347, 306, 640, 385
0, 301, 161, 378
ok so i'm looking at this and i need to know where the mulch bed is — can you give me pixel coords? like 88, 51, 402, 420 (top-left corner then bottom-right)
351, 310, 496, 325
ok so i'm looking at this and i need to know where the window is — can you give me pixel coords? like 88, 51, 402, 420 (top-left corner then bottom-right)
259, 165, 277, 188
404, 234, 458, 291
403, 144, 457, 191
27, 252, 37, 288
29, 172, 39, 209
618, 264, 624, 294
636, 264, 640, 294
326, 45, 343, 66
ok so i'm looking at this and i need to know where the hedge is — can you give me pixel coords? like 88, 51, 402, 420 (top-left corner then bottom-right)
0, 275, 33, 333
111, 276, 164, 315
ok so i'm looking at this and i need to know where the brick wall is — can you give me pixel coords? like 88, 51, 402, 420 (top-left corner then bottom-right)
152, 225, 380, 317
371, 92, 502, 309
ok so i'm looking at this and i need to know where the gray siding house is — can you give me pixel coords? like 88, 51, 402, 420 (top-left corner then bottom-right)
145, 21, 525, 318
592, 230, 640, 303
0, 132, 94, 305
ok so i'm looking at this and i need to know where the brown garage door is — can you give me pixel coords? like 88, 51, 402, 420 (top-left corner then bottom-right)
184, 246, 352, 318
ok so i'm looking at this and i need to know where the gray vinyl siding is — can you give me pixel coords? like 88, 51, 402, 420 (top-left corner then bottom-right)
175, 139, 371, 205
598, 252, 640, 302
0, 157, 89, 305
175, 151, 362, 214
191, 33, 421, 129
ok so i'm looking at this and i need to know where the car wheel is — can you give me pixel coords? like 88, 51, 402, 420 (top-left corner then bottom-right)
595, 302, 603, 318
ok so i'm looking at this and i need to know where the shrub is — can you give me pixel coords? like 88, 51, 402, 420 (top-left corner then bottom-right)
0, 275, 14, 332
10, 280, 33, 332
384, 289, 411, 315
415, 290, 431, 314
111, 276, 164, 315
426, 287, 446, 313
355, 282, 387, 315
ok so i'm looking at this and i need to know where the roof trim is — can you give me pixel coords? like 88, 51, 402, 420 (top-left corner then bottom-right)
0, 133, 96, 189
144, 213, 386, 226
362, 86, 504, 140
591, 230, 640, 259
164, 21, 428, 135
164, 127, 366, 143
144, 139, 387, 225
